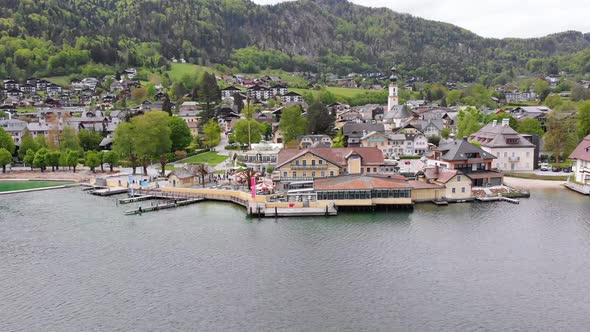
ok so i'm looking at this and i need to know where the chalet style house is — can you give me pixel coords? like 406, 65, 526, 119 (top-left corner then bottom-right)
569, 134, 590, 186
469, 118, 535, 171
428, 137, 503, 186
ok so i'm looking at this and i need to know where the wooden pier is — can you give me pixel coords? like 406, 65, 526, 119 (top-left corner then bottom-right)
125, 198, 204, 215
118, 195, 155, 204
89, 187, 129, 196
476, 196, 520, 204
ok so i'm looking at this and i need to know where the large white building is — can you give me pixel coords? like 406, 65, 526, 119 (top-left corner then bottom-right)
569, 134, 590, 185
469, 118, 535, 171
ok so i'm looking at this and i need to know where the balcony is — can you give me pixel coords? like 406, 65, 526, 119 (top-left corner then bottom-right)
291, 165, 328, 170
275, 177, 314, 182
508, 156, 520, 162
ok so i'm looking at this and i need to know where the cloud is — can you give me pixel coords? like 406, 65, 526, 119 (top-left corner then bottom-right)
251, 0, 590, 38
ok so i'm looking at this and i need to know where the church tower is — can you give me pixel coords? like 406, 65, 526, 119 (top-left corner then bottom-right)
387, 65, 399, 111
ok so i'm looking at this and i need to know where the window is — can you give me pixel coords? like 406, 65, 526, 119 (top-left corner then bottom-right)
461, 187, 465, 193
504, 152, 507, 157
292, 171, 296, 177
303, 160, 307, 166
452, 188, 456, 193
303, 172, 307, 177
295, 160, 299, 166
319, 160, 323, 165
330, 171, 334, 176
283, 172, 287, 177
457, 175, 461, 182
526, 152, 530, 157
367, 168, 371, 173
312, 160, 316, 166
321, 171, 326, 177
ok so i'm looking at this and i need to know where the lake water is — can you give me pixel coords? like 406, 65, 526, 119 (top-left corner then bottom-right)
1, 187, 590, 331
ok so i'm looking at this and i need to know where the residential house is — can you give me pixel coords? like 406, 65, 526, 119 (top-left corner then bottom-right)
360, 131, 403, 159
0, 119, 28, 145
221, 86, 241, 99
35, 79, 50, 91
337, 109, 363, 122
235, 141, 283, 172
569, 134, 590, 186
418, 167, 473, 201
271, 84, 288, 96
297, 135, 333, 148
4, 79, 19, 90
469, 118, 535, 171
248, 85, 271, 101
343, 122, 385, 147
505, 91, 537, 103
46, 84, 63, 97
21, 83, 36, 95
110, 81, 124, 92
428, 137, 503, 186
281, 91, 302, 103
404, 134, 429, 156
6, 89, 23, 99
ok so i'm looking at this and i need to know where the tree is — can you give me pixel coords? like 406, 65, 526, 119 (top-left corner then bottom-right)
262, 122, 273, 140
33, 148, 49, 172
517, 118, 544, 136
279, 104, 307, 143
0, 148, 12, 173
427, 135, 441, 146
24, 149, 36, 169
576, 101, 590, 139
0, 128, 15, 155
441, 128, 452, 139
544, 94, 563, 109
332, 128, 345, 147
18, 128, 39, 160
456, 107, 483, 138
103, 151, 120, 172
233, 93, 244, 113
60, 126, 80, 151
198, 72, 221, 123
113, 122, 139, 175
35, 134, 48, 149
159, 154, 168, 177
189, 163, 210, 188
203, 119, 221, 148
544, 112, 577, 163
131, 87, 147, 103
133, 111, 172, 175
162, 95, 172, 115
232, 119, 265, 146
66, 149, 79, 172
533, 79, 550, 101
84, 150, 100, 172
306, 101, 334, 135
169, 116, 192, 151
78, 130, 103, 151
47, 151, 61, 171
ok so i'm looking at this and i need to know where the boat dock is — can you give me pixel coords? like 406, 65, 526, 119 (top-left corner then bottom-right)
118, 195, 155, 204
89, 187, 129, 196
476, 196, 520, 204
125, 198, 204, 215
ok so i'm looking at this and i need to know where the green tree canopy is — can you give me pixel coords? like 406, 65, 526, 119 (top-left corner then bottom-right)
103, 151, 120, 172
517, 118, 544, 136
0, 148, 12, 173
84, 150, 101, 173
78, 130, 103, 151
169, 116, 192, 151
456, 107, 484, 138
279, 104, 307, 143
576, 101, 590, 139
18, 128, 39, 160
231, 119, 265, 146
544, 111, 578, 163
133, 111, 172, 175
113, 122, 140, 175
0, 128, 15, 155
203, 119, 221, 148
306, 101, 335, 135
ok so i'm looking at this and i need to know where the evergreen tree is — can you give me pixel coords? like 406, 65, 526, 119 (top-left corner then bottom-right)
306, 101, 334, 135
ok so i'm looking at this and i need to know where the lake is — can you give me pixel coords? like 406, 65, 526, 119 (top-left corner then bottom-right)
1, 187, 590, 331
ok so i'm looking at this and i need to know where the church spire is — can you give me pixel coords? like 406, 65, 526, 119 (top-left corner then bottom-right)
387, 65, 399, 111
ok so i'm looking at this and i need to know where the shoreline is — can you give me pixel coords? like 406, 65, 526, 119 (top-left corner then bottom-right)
504, 176, 566, 189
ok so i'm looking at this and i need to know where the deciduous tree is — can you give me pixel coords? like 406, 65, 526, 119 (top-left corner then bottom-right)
84, 150, 100, 172
169, 116, 192, 151
203, 118, 221, 148
279, 104, 307, 143
517, 118, 544, 136
0, 128, 15, 155
0, 148, 12, 173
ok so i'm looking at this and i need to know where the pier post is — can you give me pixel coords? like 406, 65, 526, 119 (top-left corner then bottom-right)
275, 207, 278, 218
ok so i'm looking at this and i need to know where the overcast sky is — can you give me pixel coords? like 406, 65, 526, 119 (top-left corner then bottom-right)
252, 0, 590, 38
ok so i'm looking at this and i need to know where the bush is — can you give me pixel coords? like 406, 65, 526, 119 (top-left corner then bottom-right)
399, 155, 422, 159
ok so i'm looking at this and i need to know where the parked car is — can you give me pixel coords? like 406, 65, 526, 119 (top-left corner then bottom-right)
540, 163, 549, 171
551, 166, 561, 172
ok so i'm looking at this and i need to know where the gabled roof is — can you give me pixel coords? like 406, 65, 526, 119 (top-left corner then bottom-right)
277, 147, 385, 168
469, 121, 534, 148
343, 122, 385, 136
385, 104, 412, 119
569, 134, 590, 161
221, 86, 241, 91
435, 139, 496, 161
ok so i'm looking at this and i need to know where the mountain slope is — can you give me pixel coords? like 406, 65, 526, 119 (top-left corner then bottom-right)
0, 0, 588, 81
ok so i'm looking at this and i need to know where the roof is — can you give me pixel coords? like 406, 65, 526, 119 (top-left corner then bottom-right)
168, 169, 194, 179
385, 105, 412, 119
314, 175, 411, 191
469, 121, 535, 148
277, 147, 385, 168
343, 122, 384, 137
569, 134, 590, 161
435, 139, 496, 161
407, 180, 444, 189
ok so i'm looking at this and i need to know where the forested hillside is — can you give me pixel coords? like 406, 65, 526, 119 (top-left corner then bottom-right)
1, 0, 589, 81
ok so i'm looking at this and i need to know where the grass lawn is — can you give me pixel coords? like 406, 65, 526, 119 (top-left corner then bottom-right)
0, 180, 74, 192
180, 152, 228, 166
165, 63, 222, 82
257, 69, 309, 88
46, 76, 70, 86
292, 86, 385, 100
505, 173, 569, 181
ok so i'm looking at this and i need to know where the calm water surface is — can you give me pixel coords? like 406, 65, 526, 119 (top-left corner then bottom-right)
1, 187, 590, 331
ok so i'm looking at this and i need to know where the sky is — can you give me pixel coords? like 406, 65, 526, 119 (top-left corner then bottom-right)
252, 0, 590, 39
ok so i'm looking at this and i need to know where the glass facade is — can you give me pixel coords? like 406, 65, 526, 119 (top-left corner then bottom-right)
317, 189, 411, 200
